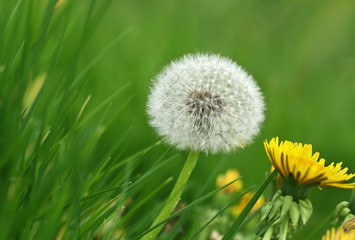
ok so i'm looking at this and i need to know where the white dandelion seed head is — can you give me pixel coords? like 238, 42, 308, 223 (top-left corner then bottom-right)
147, 53, 265, 154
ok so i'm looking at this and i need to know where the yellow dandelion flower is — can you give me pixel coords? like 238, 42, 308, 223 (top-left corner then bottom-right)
216, 169, 243, 194
342, 217, 355, 232
322, 228, 355, 240
231, 192, 264, 216
264, 137, 355, 189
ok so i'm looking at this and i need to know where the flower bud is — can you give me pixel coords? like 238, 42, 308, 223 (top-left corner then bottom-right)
299, 199, 313, 225
289, 201, 300, 227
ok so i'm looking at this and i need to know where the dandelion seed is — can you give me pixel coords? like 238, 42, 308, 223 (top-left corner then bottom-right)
147, 53, 265, 154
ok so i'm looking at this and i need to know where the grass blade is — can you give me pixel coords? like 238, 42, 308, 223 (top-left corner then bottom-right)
133, 177, 243, 240
70, 27, 133, 90
222, 170, 277, 240
190, 187, 254, 240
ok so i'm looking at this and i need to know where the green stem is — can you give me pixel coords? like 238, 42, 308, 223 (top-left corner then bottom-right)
349, 189, 355, 213
281, 178, 311, 201
141, 150, 200, 240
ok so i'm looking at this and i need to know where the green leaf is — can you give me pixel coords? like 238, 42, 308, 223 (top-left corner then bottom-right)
280, 195, 293, 217
289, 201, 300, 226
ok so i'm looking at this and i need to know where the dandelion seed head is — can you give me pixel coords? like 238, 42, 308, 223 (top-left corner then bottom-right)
147, 53, 265, 154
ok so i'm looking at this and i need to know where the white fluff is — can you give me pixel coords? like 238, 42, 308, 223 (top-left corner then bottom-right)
147, 53, 265, 154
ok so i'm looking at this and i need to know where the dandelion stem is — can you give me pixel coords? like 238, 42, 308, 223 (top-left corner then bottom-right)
141, 150, 200, 240
349, 189, 355, 212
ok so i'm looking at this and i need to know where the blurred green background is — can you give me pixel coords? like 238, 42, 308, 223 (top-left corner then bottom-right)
62, 0, 355, 238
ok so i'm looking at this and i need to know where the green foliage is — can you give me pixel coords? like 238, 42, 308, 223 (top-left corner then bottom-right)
0, 0, 165, 239
1, 0, 355, 239
222, 170, 277, 240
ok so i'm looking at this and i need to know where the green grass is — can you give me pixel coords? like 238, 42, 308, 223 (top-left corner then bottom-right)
1, 0, 355, 239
